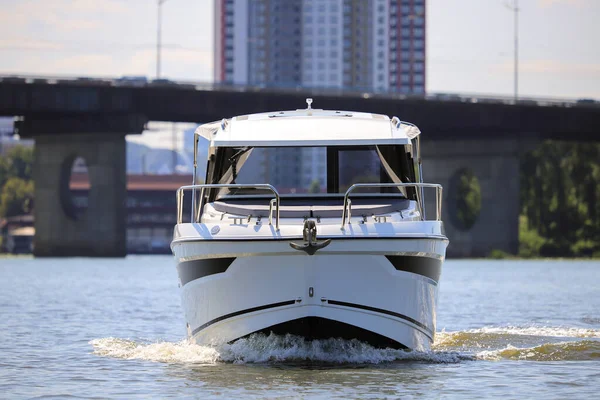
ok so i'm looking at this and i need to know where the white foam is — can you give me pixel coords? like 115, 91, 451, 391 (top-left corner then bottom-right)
90, 333, 471, 365
438, 326, 600, 339
217, 333, 469, 364
92, 326, 599, 364
475, 340, 600, 361
90, 337, 220, 364
476, 344, 522, 361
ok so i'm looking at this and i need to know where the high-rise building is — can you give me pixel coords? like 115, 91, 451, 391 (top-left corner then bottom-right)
214, 0, 426, 94
213, 0, 425, 191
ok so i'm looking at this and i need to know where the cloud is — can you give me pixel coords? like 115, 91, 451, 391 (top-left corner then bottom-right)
537, 0, 590, 7
496, 59, 600, 76
0, 38, 63, 51
70, 0, 129, 14
0, 0, 129, 33
47, 54, 118, 76
8, 45, 213, 82
161, 49, 213, 81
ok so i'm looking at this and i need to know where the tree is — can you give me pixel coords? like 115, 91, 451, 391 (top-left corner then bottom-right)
520, 141, 600, 257
5, 145, 33, 181
0, 145, 34, 219
0, 177, 34, 218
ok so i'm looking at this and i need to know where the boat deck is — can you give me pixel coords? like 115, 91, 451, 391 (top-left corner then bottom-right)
211, 195, 411, 219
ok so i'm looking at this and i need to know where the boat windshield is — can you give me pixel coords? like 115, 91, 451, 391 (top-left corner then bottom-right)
206, 145, 417, 200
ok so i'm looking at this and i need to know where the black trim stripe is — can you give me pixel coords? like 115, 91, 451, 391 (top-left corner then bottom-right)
177, 258, 236, 286
191, 300, 296, 336
386, 256, 442, 283
327, 299, 433, 340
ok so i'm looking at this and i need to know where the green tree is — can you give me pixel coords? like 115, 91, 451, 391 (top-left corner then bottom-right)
0, 145, 34, 219
0, 177, 34, 218
4, 145, 33, 181
520, 141, 600, 257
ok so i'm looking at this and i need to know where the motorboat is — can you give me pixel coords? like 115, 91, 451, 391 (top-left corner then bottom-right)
171, 99, 448, 351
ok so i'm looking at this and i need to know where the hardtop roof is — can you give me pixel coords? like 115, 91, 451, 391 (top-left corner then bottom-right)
195, 107, 421, 148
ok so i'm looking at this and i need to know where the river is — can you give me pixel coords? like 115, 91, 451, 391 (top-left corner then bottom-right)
1, 257, 598, 399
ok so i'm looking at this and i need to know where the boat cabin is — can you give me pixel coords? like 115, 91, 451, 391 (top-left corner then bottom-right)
187, 101, 427, 224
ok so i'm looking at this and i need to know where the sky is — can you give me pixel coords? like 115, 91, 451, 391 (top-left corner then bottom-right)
1, 0, 598, 100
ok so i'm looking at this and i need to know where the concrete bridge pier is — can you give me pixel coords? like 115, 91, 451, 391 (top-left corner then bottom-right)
17, 114, 146, 257
33, 134, 127, 257
422, 138, 523, 258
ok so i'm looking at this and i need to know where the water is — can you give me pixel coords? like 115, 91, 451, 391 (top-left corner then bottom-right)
1, 257, 599, 399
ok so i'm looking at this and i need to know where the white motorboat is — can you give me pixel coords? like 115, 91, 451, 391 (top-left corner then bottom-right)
171, 99, 448, 351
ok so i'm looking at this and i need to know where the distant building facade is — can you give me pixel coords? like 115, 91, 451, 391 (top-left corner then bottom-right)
214, 0, 426, 94
214, 0, 425, 191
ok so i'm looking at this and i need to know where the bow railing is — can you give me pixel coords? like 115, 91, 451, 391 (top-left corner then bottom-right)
176, 184, 281, 230
176, 182, 442, 231
341, 183, 443, 229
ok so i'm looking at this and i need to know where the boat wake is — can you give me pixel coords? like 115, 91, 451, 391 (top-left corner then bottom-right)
89, 333, 469, 364
435, 326, 600, 361
90, 326, 600, 365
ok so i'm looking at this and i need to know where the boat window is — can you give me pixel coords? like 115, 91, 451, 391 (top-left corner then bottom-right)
338, 148, 382, 193
227, 147, 328, 195
207, 145, 415, 200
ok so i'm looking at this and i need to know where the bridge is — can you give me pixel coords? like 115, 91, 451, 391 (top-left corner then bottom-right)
1, 75, 599, 257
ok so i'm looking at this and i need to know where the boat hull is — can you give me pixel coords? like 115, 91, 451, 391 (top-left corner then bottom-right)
174, 237, 446, 351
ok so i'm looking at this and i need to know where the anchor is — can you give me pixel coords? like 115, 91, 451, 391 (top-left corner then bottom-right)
289, 220, 332, 256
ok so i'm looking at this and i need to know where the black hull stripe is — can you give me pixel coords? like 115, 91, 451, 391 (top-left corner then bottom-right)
177, 255, 441, 287
177, 258, 236, 286
191, 299, 432, 341
327, 299, 433, 340
386, 256, 442, 283
191, 300, 296, 336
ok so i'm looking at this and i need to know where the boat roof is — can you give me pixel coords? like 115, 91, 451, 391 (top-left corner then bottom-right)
195, 104, 420, 148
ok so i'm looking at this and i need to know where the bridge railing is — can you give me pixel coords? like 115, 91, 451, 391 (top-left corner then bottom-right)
1, 74, 597, 108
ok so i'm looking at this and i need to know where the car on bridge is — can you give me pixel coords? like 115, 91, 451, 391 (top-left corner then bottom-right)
0, 76, 26, 84
576, 98, 598, 107
149, 78, 197, 90
114, 76, 148, 87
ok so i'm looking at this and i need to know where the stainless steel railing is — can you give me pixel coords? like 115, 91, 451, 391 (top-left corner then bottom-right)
177, 182, 442, 231
341, 183, 443, 229
176, 184, 281, 230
